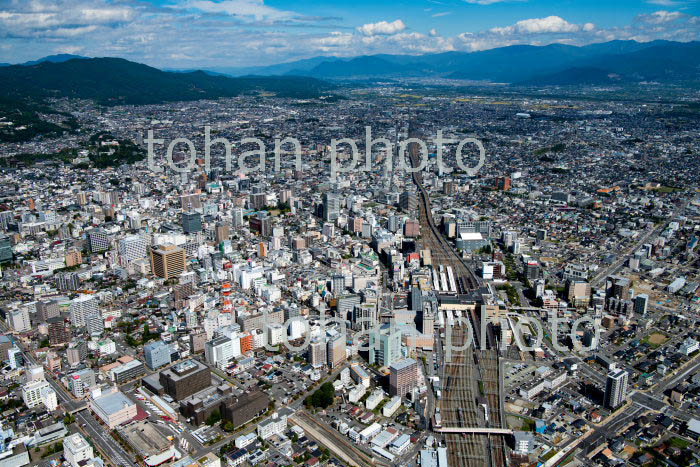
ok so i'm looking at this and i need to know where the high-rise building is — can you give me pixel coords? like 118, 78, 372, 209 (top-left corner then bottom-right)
215, 223, 230, 243
159, 359, 211, 401
322, 193, 341, 222
249, 215, 271, 237
337, 294, 361, 321
308, 338, 327, 368
606, 276, 631, 301
118, 235, 148, 264
352, 303, 378, 331
22, 379, 51, 408
370, 324, 402, 368
68, 369, 96, 398
48, 317, 71, 345
604, 369, 629, 409
399, 191, 417, 213
69, 295, 98, 328
0, 234, 13, 263
327, 335, 346, 369
205, 336, 236, 368
331, 274, 345, 295
86, 313, 104, 336
403, 219, 420, 237
151, 244, 186, 280
190, 331, 207, 353
144, 340, 172, 370
87, 229, 110, 253
634, 294, 649, 315
232, 208, 245, 228
389, 358, 418, 397
182, 211, 203, 233
9, 307, 31, 333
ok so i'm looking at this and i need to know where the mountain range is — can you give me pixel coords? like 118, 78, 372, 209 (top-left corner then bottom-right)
1, 39, 698, 109
208, 40, 700, 85
0, 57, 335, 105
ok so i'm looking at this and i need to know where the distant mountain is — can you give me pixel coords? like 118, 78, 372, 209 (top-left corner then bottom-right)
518, 67, 624, 86
212, 40, 700, 85
522, 41, 700, 85
21, 54, 89, 66
0, 57, 335, 105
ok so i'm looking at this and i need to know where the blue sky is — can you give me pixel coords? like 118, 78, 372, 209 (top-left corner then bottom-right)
1, 0, 699, 67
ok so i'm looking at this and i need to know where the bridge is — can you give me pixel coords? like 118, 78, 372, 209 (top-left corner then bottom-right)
435, 427, 514, 435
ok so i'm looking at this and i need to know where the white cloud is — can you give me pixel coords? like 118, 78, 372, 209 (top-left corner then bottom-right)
429, 28, 439, 37
491, 16, 582, 35
432, 12, 451, 18
186, 0, 296, 22
357, 19, 406, 36
0, 0, 136, 37
639, 10, 685, 24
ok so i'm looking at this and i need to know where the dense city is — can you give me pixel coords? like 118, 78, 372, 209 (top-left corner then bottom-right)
0, 83, 698, 467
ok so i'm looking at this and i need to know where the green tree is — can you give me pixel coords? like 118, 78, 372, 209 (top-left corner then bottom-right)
206, 410, 221, 426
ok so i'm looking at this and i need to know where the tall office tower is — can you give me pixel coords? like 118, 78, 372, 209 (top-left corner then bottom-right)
337, 294, 361, 321
322, 192, 340, 222
308, 338, 327, 368
327, 335, 346, 369
70, 295, 98, 328
634, 294, 649, 315
352, 303, 378, 331
181, 211, 202, 233
331, 274, 345, 295
606, 276, 631, 301
0, 235, 13, 263
604, 369, 629, 409
87, 229, 110, 253
151, 244, 186, 279
390, 358, 418, 397
370, 324, 402, 368
399, 191, 417, 213
118, 235, 148, 264
215, 223, 230, 243
419, 309, 434, 335
232, 208, 245, 228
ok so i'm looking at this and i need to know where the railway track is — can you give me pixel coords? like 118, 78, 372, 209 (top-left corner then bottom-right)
406, 125, 506, 467
292, 411, 382, 467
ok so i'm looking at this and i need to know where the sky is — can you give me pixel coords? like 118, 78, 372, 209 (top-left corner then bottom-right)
1, 0, 699, 68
